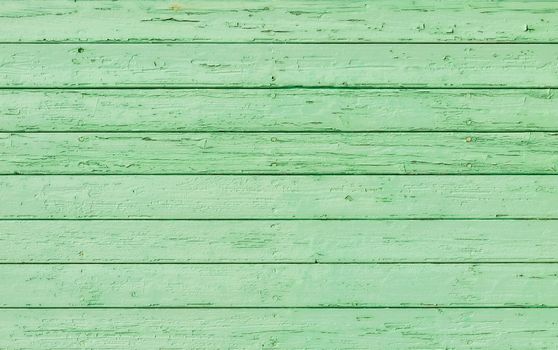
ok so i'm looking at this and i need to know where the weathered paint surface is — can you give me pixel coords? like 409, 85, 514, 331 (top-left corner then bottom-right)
1, 1, 557, 43
2, 1, 557, 348
2, 132, 558, 174
3, 309, 558, 349
3, 263, 558, 307
1, 220, 555, 263
2, 44, 558, 88
1, 175, 557, 219
2, 89, 557, 132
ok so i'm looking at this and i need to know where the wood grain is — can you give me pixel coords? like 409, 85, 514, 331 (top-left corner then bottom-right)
2, 264, 558, 307
0, 175, 556, 219
4, 309, 558, 349
3, 1, 558, 347
2, 44, 558, 88
3, 89, 557, 132
3, 132, 558, 174
1, 220, 554, 263
1, 0, 557, 43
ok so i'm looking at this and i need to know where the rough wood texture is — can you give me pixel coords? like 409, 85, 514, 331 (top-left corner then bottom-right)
4, 1, 558, 347
4, 309, 558, 349
2, 132, 558, 174
0, 175, 556, 219
1, 220, 554, 263
3, 264, 558, 307
2, 44, 558, 88
1, 1, 557, 43
3, 89, 557, 132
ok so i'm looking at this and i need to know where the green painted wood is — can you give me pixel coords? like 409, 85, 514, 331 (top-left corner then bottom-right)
1, 1, 557, 43
3, 132, 558, 174
2, 44, 558, 88
3, 1, 558, 347
4, 309, 558, 350
3, 89, 558, 132
3, 309, 557, 349
1, 220, 554, 263
2, 264, 557, 307
1, 175, 556, 219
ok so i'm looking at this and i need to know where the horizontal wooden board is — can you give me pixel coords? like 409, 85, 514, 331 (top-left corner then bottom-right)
2, 89, 558, 132
3, 309, 558, 349
2, 44, 558, 88
1, 175, 556, 219
1, 1, 557, 43
1, 220, 554, 263
3, 132, 558, 174
2, 264, 558, 307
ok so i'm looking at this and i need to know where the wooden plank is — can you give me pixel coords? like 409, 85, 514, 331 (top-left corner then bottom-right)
1, 175, 556, 219
2, 263, 558, 307
2, 89, 558, 132
1, 1, 557, 43
2, 220, 555, 263
2, 44, 558, 88
3, 132, 558, 174
2, 309, 558, 349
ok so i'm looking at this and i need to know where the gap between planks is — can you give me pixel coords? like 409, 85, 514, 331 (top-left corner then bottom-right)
3, 217, 554, 222
1, 86, 558, 90
1, 306, 557, 309
2, 262, 558, 265
4, 41, 558, 45
3, 174, 558, 176
6, 130, 558, 134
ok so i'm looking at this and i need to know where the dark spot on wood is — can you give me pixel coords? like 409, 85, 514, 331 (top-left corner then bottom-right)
141, 17, 200, 23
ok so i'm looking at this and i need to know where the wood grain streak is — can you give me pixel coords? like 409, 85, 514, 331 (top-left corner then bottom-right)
0, 175, 556, 219
2, 44, 558, 88
1, 0, 557, 43
2, 132, 558, 174
1, 220, 554, 263
3, 89, 557, 132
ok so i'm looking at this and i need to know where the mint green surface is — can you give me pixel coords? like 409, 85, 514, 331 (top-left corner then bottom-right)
2, 44, 558, 88
1, 1, 557, 349
2, 89, 557, 132
3, 309, 558, 349
1, 1, 557, 43
3, 132, 558, 174
2, 220, 556, 263
1, 175, 557, 219
3, 264, 558, 307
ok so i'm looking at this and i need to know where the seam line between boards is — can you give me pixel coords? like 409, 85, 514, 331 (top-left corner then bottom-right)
0, 86, 557, 90
2, 41, 558, 45
2, 262, 558, 265
2, 174, 558, 176
1, 306, 556, 310
3, 130, 558, 134
0, 218, 555, 221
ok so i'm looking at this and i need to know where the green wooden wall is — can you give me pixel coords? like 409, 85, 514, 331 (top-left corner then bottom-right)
1, 1, 558, 348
